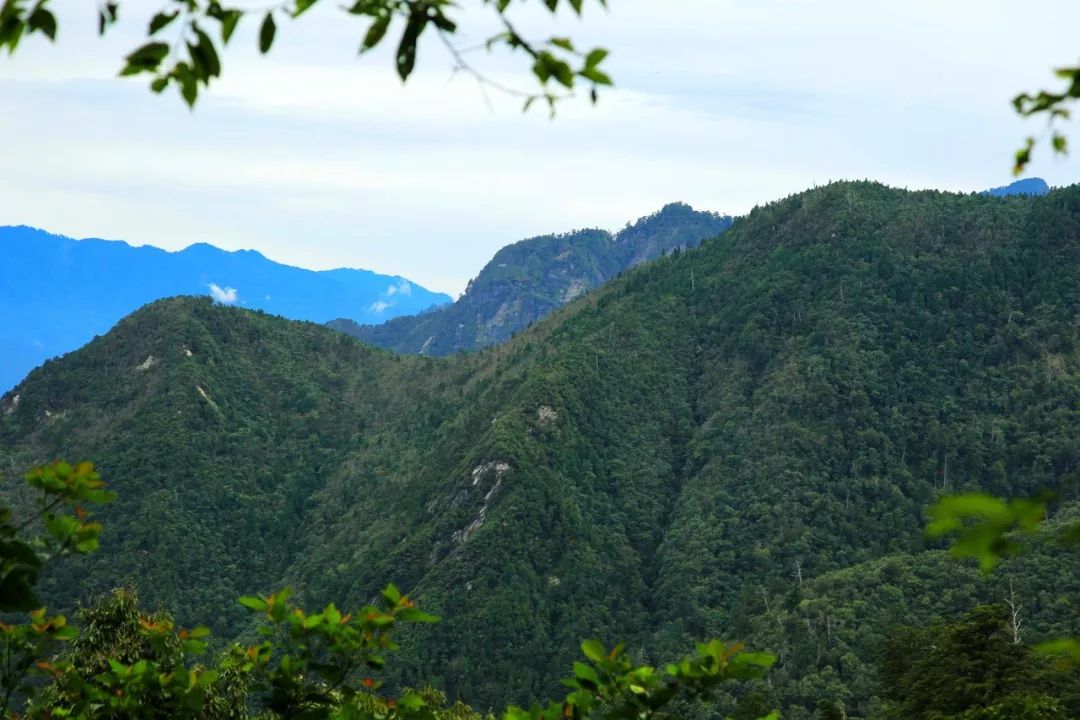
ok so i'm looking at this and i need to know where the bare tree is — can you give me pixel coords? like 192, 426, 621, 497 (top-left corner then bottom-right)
1005, 579, 1023, 645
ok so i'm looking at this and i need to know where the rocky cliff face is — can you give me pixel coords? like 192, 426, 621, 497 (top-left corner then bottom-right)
328, 203, 733, 354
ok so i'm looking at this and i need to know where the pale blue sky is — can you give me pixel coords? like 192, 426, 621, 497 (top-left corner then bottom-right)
1, 0, 1077, 294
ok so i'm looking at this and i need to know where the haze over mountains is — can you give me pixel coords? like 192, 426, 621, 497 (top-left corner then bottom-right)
0, 226, 451, 392
4, 181, 1078, 718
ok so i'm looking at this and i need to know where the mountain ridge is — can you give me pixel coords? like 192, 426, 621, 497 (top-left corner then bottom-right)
0, 225, 450, 392
329, 202, 733, 355
3, 182, 1079, 718
982, 176, 1050, 197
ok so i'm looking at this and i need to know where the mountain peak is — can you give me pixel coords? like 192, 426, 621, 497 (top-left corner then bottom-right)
0, 229, 450, 392
982, 177, 1050, 197
331, 203, 733, 354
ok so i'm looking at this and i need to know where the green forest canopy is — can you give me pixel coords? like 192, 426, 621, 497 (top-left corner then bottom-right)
3, 182, 1080, 717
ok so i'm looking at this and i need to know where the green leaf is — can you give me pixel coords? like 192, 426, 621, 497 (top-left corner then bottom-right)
579, 66, 611, 85
191, 27, 222, 79
197, 668, 220, 686
398, 608, 439, 623
395, 10, 426, 81
727, 651, 777, 680
926, 493, 1048, 571
293, 0, 318, 17
238, 595, 268, 611
120, 42, 170, 76
361, 12, 391, 52
182, 639, 208, 654
581, 639, 605, 662
572, 661, 599, 685
381, 583, 402, 606
584, 48, 607, 68
98, 2, 118, 36
53, 626, 79, 640
259, 12, 276, 54
149, 11, 179, 35
27, 7, 57, 41
219, 10, 241, 43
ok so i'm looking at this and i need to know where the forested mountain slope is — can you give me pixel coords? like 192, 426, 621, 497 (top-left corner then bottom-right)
329, 202, 732, 354
3, 182, 1079, 718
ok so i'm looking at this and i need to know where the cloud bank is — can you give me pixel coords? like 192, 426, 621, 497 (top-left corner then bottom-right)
386, 280, 412, 297
208, 283, 239, 305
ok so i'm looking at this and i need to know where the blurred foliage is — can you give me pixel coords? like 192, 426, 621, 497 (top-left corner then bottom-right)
926, 492, 1052, 571
928, 489, 1080, 671
0, 461, 114, 716
0, 0, 612, 111
1013, 67, 1080, 174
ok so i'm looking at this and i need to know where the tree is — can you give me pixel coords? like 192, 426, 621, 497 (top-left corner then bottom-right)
880, 605, 1078, 720
0, 0, 612, 111
926, 492, 1080, 664
0, 460, 779, 719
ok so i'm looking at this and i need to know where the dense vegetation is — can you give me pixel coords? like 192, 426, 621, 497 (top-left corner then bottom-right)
3, 182, 1080, 717
330, 203, 732, 355
879, 603, 1079, 719
0, 460, 778, 719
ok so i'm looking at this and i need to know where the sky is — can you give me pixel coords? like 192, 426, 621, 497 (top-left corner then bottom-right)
1, 0, 1078, 295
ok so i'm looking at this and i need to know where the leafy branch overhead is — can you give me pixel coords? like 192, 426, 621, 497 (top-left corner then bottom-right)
927, 491, 1080, 667
1013, 66, 1079, 174
0, 0, 613, 111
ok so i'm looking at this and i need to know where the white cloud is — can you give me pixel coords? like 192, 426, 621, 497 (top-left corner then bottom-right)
386, 280, 412, 297
208, 283, 239, 305
369, 300, 392, 314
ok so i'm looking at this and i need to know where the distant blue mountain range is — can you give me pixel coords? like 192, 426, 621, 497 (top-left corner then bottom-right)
0, 226, 451, 392
982, 177, 1050, 197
